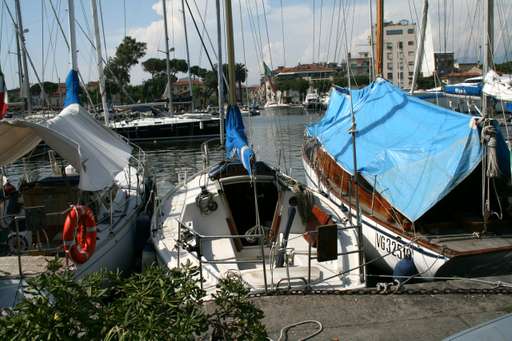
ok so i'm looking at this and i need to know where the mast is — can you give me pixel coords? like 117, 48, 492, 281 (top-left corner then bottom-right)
216, 0, 224, 145
162, 0, 173, 114
14, 0, 31, 114
91, 0, 109, 124
67, 0, 78, 71
224, 0, 236, 105
14, 20, 23, 100
181, 0, 194, 111
368, 0, 375, 81
410, 0, 428, 94
482, 0, 493, 116
375, 0, 384, 77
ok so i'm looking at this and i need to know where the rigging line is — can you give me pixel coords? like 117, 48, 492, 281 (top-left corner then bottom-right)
170, 0, 175, 58
191, 0, 218, 60
247, 0, 264, 70
260, 0, 273, 69
246, 0, 264, 74
332, 0, 343, 63
280, 0, 285, 66
325, 0, 336, 63
253, 0, 266, 66
43, 0, 58, 83
335, 0, 348, 64
312, 0, 315, 63
98, 0, 109, 60
2, 0, 51, 107
238, 0, 250, 105
318, 0, 323, 63
196, 0, 208, 66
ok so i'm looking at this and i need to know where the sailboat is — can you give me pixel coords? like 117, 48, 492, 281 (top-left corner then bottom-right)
304, 0, 512, 279
108, 0, 220, 143
0, 0, 154, 308
151, 0, 365, 294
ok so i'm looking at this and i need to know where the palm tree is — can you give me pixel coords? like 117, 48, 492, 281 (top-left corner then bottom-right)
235, 63, 247, 105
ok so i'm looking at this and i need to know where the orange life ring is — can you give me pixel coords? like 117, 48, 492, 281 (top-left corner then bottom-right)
62, 205, 97, 264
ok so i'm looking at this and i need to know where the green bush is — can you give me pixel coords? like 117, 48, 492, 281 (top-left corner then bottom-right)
0, 262, 267, 340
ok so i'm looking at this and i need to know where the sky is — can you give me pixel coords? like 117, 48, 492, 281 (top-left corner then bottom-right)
1, 0, 511, 89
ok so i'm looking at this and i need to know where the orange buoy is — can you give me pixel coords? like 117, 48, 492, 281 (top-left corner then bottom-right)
62, 205, 97, 264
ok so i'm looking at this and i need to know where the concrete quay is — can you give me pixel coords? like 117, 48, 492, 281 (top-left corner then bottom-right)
253, 278, 512, 340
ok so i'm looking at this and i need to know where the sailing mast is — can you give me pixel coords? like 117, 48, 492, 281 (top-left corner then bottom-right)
162, 0, 174, 114
410, 0, 428, 94
14, 0, 31, 114
67, 0, 78, 73
91, 0, 109, 125
224, 0, 236, 106
375, 0, 384, 77
482, 0, 493, 116
216, 0, 224, 145
368, 0, 375, 81
181, 0, 194, 111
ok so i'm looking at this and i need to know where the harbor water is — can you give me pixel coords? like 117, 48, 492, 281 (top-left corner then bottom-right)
143, 112, 321, 197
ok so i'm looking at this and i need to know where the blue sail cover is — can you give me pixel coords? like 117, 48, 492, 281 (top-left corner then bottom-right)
225, 105, 255, 174
307, 79, 496, 222
64, 69, 80, 107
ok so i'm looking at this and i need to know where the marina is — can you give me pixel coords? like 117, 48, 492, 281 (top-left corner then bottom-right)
2, 0, 512, 339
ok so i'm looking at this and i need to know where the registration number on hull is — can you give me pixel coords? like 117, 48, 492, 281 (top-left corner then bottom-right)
375, 232, 412, 260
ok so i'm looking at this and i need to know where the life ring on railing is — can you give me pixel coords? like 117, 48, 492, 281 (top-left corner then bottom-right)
62, 205, 97, 264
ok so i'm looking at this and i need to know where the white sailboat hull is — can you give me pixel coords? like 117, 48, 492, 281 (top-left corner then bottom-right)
303, 158, 448, 278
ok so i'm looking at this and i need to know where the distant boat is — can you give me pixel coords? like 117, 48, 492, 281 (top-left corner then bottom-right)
304, 79, 512, 278
303, 89, 322, 110
443, 76, 483, 97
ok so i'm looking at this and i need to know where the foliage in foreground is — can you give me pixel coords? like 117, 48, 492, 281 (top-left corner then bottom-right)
0, 262, 267, 340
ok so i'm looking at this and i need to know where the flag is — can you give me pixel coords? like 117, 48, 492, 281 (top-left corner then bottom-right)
0, 69, 8, 119
225, 105, 255, 174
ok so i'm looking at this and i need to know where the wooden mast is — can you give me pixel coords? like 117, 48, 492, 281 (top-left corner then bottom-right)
224, 0, 237, 106
375, 0, 384, 77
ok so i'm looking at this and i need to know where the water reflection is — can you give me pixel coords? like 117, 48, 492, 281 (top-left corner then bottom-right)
143, 113, 319, 196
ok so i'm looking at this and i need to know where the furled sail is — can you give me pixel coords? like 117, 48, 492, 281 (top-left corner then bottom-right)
483, 70, 512, 101
64, 69, 80, 107
307, 79, 510, 221
0, 68, 8, 119
225, 105, 254, 174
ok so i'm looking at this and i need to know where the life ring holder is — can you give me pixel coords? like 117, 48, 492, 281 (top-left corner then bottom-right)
62, 205, 97, 264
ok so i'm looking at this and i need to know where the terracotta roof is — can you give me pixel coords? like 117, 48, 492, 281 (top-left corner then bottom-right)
274, 64, 336, 74
174, 78, 203, 86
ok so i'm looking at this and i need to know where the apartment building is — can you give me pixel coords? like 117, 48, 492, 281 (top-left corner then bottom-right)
375, 20, 417, 89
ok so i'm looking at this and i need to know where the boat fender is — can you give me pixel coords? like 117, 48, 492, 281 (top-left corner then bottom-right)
62, 205, 97, 264
393, 255, 418, 283
135, 213, 151, 253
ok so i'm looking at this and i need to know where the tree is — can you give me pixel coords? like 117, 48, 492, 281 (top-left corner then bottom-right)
104, 36, 147, 99
190, 65, 208, 79
311, 79, 331, 93
235, 63, 248, 104
141, 58, 166, 78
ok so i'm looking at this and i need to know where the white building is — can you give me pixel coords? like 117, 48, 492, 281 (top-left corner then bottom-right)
374, 20, 417, 89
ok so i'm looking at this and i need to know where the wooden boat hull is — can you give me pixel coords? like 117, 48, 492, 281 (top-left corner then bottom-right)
303, 140, 512, 279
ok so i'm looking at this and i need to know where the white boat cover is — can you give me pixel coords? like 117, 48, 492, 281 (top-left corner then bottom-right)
483, 70, 512, 101
0, 104, 132, 191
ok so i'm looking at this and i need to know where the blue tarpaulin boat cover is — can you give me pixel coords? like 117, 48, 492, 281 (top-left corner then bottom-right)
307, 79, 508, 222
225, 105, 254, 174
64, 69, 80, 107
